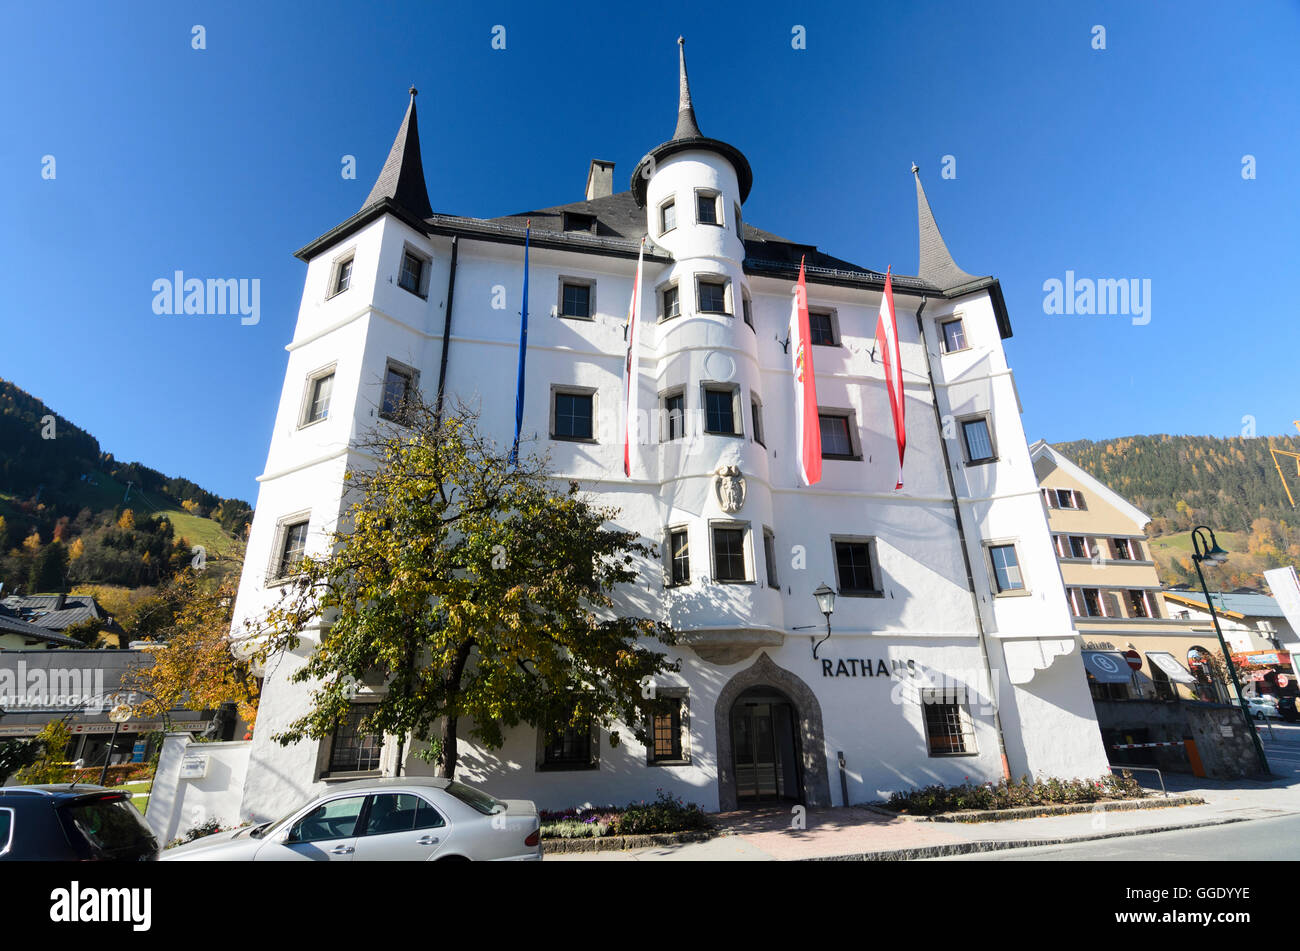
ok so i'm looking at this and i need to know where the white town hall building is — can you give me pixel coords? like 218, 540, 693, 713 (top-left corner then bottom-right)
232, 41, 1109, 819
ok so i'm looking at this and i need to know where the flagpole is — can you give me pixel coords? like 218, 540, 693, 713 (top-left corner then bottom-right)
510, 220, 530, 466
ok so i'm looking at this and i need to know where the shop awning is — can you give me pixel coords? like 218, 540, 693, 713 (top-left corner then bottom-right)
1082, 651, 1133, 683
1147, 651, 1197, 685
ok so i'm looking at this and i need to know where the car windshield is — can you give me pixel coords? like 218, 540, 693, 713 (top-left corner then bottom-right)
252, 805, 302, 838
445, 781, 506, 815
65, 797, 153, 854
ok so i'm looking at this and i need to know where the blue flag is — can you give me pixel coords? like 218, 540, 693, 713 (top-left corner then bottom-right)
510, 222, 530, 465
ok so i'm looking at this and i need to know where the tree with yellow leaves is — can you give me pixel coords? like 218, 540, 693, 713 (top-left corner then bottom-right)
124, 549, 259, 728
117, 509, 136, 531
68, 537, 85, 561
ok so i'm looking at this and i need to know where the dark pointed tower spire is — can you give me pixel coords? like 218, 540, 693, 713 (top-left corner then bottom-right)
912, 163, 979, 292
361, 87, 434, 219
630, 36, 752, 206
673, 36, 703, 140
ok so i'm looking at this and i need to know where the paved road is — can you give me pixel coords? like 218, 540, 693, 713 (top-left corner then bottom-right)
934, 812, 1300, 861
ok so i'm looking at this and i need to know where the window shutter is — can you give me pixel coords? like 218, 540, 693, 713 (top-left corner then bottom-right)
1042, 488, 1055, 509
1073, 489, 1086, 510
1102, 591, 1122, 618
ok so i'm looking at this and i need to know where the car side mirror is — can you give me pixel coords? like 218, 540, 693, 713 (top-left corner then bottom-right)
283, 828, 299, 844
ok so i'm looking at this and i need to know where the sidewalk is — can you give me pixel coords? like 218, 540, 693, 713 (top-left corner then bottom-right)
548, 732, 1300, 861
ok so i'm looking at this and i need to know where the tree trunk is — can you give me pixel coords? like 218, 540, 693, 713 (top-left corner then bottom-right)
437, 638, 475, 779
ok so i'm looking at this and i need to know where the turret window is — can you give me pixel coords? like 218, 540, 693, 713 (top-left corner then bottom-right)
696, 277, 730, 315
695, 189, 721, 226
662, 284, 681, 320
660, 199, 677, 235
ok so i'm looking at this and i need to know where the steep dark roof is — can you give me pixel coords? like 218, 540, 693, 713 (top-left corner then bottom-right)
913, 165, 982, 294
0, 594, 122, 634
0, 606, 81, 646
361, 88, 434, 220
630, 39, 753, 206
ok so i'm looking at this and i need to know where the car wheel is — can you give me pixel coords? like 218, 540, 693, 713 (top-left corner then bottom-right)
436, 855, 471, 862
1254, 712, 1264, 720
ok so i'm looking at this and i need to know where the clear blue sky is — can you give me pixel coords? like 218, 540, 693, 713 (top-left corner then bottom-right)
4, 1, 1298, 503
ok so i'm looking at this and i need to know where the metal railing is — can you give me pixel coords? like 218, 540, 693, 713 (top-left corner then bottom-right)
1110, 764, 1167, 798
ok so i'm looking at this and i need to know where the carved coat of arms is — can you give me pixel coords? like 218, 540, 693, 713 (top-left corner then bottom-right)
714, 465, 746, 513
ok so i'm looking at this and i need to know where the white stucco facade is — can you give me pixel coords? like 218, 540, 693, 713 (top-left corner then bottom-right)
232, 69, 1107, 821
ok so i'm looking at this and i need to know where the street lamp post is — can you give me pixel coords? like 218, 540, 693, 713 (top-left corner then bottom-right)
98, 699, 134, 786
1190, 525, 1269, 775
811, 583, 836, 659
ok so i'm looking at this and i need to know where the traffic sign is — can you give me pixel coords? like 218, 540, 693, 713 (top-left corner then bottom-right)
1123, 649, 1142, 671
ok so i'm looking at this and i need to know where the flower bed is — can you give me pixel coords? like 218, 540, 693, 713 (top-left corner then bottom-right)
540, 790, 711, 839
884, 772, 1145, 816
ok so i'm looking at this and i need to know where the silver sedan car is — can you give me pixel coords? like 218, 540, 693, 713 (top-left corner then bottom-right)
161, 777, 541, 861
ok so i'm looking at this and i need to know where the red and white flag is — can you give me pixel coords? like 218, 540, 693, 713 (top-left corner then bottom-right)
788, 257, 822, 485
876, 266, 905, 489
622, 240, 645, 477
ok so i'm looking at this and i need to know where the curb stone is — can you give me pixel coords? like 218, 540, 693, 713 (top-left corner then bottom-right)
858, 795, 1202, 823
805, 811, 1300, 861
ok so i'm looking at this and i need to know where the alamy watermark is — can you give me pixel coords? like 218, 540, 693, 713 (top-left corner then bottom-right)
1042, 270, 1150, 326
152, 271, 260, 325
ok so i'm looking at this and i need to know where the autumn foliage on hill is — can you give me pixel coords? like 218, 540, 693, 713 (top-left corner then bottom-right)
1055, 433, 1300, 589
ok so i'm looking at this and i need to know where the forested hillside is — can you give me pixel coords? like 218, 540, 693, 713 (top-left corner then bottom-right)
1054, 433, 1300, 591
0, 378, 252, 596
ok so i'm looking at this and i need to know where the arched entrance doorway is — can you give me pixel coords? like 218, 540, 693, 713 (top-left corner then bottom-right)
731, 687, 802, 804
714, 652, 831, 811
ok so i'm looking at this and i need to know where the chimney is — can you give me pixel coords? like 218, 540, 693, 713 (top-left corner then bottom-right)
54, 592, 66, 611
585, 160, 614, 201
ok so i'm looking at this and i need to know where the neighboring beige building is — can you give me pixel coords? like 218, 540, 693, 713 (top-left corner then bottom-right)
1029, 441, 1228, 703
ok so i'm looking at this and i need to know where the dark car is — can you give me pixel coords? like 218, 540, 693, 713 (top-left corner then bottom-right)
0, 785, 159, 861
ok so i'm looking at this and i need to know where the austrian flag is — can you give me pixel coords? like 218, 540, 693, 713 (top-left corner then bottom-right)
876, 267, 906, 489
622, 239, 646, 477
787, 257, 822, 485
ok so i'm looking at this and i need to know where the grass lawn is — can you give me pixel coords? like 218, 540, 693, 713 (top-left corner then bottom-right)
120, 780, 153, 817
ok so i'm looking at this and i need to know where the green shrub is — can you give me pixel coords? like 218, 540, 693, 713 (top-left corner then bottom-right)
887, 771, 1146, 815
539, 790, 711, 839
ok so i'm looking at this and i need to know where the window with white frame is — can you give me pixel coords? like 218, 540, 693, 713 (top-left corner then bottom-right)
270, 515, 310, 581
551, 387, 596, 441
695, 189, 721, 225
703, 385, 741, 435
763, 528, 779, 588
1127, 589, 1153, 618
380, 360, 417, 423
1112, 538, 1136, 560
961, 416, 996, 464
661, 283, 681, 320
741, 291, 753, 330
398, 248, 427, 296
711, 523, 750, 583
331, 255, 354, 297
809, 310, 837, 347
300, 366, 335, 427
661, 388, 685, 442
833, 537, 879, 596
646, 692, 689, 765
940, 317, 967, 353
696, 277, 730, 315
327, 704, 383, 774
751, 396, 765, 447
559, 279, 594, 319
666, 526, 690, 586
987, 543, 1025, 593
660, 198, 677, 235
818, 411, 857, 459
